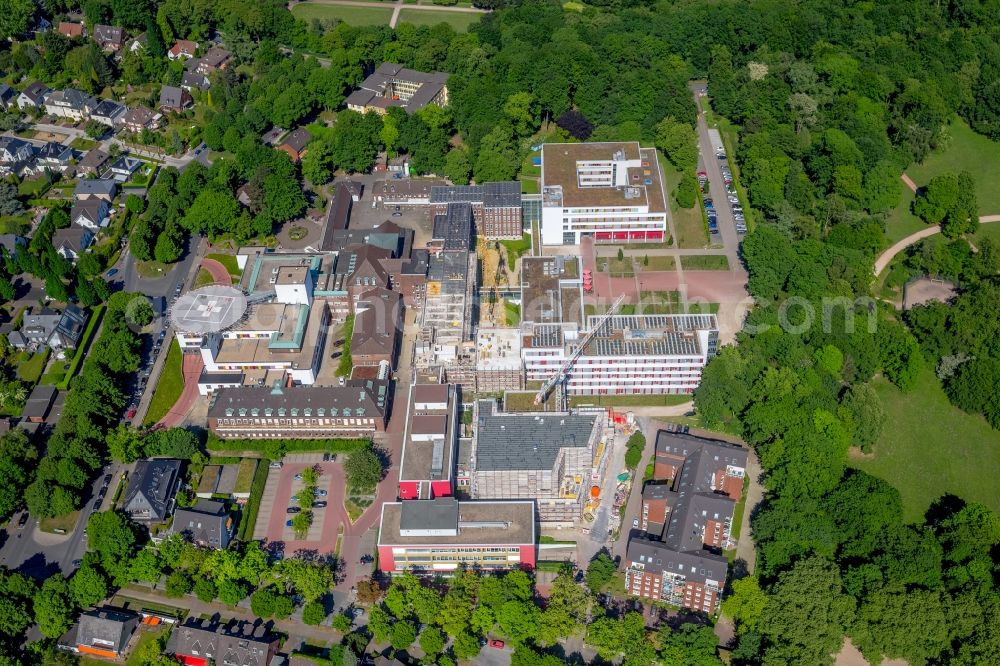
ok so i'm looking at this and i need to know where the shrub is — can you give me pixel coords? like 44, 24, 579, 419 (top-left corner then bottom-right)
302, 600, 328, 626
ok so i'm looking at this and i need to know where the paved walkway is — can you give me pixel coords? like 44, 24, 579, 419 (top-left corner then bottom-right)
873, 216, 1000, 276
200, 258, 232, 285
156, 353, 203, 428
900, 173, 918, 193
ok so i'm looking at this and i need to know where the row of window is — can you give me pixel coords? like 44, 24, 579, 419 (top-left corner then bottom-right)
216, 417, 374, 426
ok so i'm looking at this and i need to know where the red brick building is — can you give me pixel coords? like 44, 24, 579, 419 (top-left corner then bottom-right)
626, 431, 749, 614
430, 182, 523, 240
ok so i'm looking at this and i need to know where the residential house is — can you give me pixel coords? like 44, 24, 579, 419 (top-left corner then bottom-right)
66, 608, 139, 659
52, 226, 95, 262
23, 385, 57, 423
159, 85, 192, 112
0, 84, 18, 111
195, 47, 231, 75
276, 127, 311, 163
107, 155, 142, 182
0, 136, 35, 176
92, 24, 124, 52
50, 305, 89, 349
0, 235, 25, 259
76, 148, 110, 176
181, 71, 210, 92
12, 306, 61, 348
57, 22, 85, 39
17, 81, 52, 110
168, 499, 233, 549
122, 459, 182, 523
0, 136, 34, 164
44, 88, 98, 120
91, 99, 127, 128
166, 620, 279, 666
74, 178, 117, 201
35, 142, 75, 173
167, 40, 198, 60
121, 106, 162, 132
71, 198, 111, 229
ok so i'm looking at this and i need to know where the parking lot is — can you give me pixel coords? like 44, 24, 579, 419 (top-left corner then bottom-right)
256, 459, 350, 555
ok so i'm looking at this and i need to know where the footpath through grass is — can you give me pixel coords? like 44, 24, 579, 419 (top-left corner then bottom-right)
144, 338, 183, 425
852, 367, 1000, 522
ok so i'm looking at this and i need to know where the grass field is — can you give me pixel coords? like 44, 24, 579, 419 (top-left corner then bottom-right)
291, 3, 393, 25
205, 252, 241, 279
499, 234, 532, 271
637, 255, 676, 271
851, 368, 1000, 522
397, 9, 482, 31
906, 117, 1000, 214
15, 350, 49, 384
125, 628, 171, 666
194, 267, 214, 288
681, 255, 730, 270
660, 157, 709, 248
504, 301, 520, 326
597, 256, 635, 276
884, 186, 926, 244
144, 339, 182, 425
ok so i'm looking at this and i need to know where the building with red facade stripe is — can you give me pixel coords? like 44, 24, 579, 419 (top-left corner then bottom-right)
398, 383, 458, 500
377, 498, 536, 574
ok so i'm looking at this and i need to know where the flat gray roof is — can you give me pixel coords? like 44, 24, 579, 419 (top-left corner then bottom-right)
379, 500, 535, 545
474, 411, 597, 471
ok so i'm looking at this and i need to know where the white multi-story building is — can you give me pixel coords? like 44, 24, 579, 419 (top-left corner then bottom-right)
523, 314, 719, 396
539, 142, 668, 246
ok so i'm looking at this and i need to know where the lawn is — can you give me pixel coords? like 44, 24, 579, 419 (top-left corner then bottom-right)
40, 511, 79, 534
55, 304, 104, 390
851, 367, 1000, 522
499, 234, 532, 271
205, 252, 241, 279
660, 157, 709, 248
520, 177, 539, 194
397, 9, 482, 31
69, 137, 98, 151
504, 301, 520, 326
15, 349, 49, 384
124, 627, 171, 666
596, 256, 635, 276
193, 267, 214, 288
135, 260, 172, 279
636, 255, 676, 271
905, 117, 1000, 214
568, 393, 692, 407
18, 175, 52, 198
238, 459, 270, 541
234, 458, 259, 495
144, 338, 183, 425
884, 186, 926, 244
290, 3, 393, 25
681, 255, 730, 270
336, 316, 354, 377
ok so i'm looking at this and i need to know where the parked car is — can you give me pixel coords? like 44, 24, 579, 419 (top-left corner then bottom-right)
106, 268, 119, 277
93, 500, 101, 511
286, 519, 294, 527
293, 473, 303, 481
312, 501, 328, 508
633, 518, 640, 528
703, 198, 714, 209
17, 513, 29, 529
290, 495, 299, 502
286, 507, 301, 514
103, 474, 112, 484
317, 489, 328, 497
269, 462, 283, 469
490, 640, 505, 649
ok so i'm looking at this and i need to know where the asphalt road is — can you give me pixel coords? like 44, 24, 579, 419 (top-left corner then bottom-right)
0, 465, 123, 580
